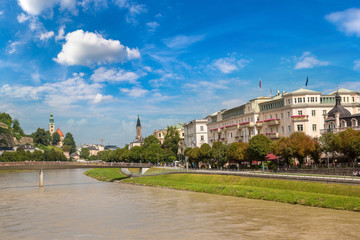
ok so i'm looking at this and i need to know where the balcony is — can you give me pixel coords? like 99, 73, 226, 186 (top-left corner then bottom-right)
263, 118, 280, 125
235, 136, 244, 141
225, 124, 237, 129
265, 132, 280, 138
255, 121, 263, 127
237, 121, 254, 128
291, 115, 309, 122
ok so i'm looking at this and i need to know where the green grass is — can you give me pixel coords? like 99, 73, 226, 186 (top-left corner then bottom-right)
84, 168, 128, 182
127, 168, 140, 174
122, 173, 360, 211
35, 144, 63, 153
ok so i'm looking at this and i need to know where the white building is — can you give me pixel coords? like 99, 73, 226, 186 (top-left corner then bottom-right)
206, 88, 360, 145
184, 119, 208, 148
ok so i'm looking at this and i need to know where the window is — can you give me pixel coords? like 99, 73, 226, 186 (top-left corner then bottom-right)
297, 124, 303, 131
312, 124, 316, 131
298, 110, 303, 115
298, 98, 302, 103
294, 98, 297, 103
257, 116, 259, 121
310, 97, 314, 102
201, 135, 204, 141
281, 126, 284, 133
352, 97, 355, 102
270, 114, 272, 119
287, 111, 290, 117
311, 110, 316, 116
307, 97, 310, 102
200, 126, 204, 131
303, 97, 305, 103
315, 97, 317, 102
275, 114, 278, 118
288, 125, 290, 132
276, 127, 278, 133
281, 113, 283, 119
323, 110, 327, 115
159, 133, 161, 137
182, 133, 184, 137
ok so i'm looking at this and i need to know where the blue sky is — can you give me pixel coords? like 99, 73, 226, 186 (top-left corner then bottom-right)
1, 0, 360, 146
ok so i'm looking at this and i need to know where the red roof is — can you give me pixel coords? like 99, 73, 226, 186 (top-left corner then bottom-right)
56, 128, 64, 137
265, 153, 280, 161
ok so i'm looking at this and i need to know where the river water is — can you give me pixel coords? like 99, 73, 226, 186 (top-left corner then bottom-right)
0, 169, 360, 240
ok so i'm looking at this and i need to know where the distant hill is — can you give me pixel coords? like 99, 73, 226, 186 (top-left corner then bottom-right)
0, 112, 31, 147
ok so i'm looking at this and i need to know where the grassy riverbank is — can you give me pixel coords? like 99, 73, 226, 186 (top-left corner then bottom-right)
84, 168, 128, 182
84, 169, 360, 211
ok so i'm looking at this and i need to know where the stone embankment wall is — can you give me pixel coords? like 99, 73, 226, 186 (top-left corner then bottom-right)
14, 136, 33, 145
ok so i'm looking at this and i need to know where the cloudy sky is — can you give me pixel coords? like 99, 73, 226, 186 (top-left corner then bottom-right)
1, 0, 360, 146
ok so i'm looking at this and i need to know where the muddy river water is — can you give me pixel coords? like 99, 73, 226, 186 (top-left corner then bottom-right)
0, 169, 359, 239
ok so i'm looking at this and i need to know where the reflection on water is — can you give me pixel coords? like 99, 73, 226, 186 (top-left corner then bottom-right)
0, 169, 360, 240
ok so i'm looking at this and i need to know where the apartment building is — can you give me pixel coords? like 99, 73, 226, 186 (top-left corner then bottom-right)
206, 88, 360, 145
184, 119, 208, 148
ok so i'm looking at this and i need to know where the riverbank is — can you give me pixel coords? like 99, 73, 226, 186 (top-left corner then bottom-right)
84, 169, 360, 211
84, 168, 128, 182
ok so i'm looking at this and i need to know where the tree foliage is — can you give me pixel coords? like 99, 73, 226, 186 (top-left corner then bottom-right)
33, 128, 50, 146
226, 142, 248, 164
63, 132, 76, 154
162, 126, 180, 156
52, 132, 61, 146
248, 134, 271, 162
80, 147, 90, 159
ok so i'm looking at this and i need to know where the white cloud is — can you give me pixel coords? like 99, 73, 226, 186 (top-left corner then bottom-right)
7, 41, 21, 54
79, 0, 108, 11
184, 80, 229, 96
55, 25, 65, 41
18, 0, 77, 16
163, 34, 205, 49
31, 72, 41, 83
40, 31, 54, 41
213, 57, 250, 74
54, 29, 140, 66
113, 0, 147, 24
93, 93, 113, 103
91, 67, 140, 83
0, 11, 3, 16
66, 118, 88, 127
0, 76, 113, 107
17, 13, 31, 23
146, 21, 159, 32
120, 87, 149, 97
325, 8, 360, 36
294, 52, 329, 69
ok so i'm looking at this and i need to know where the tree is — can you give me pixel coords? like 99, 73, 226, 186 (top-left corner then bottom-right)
63, 132, 76, 154
226, 142, 248, 167
128, 146, 144, 162
52, 132, 61, 146
288, 132, 314, 166
272, 137, 292, 165
248, 134, 271, 163
12, 119, 24, 135
188, 147, 200, 168
144, 143, 163, 163
80, 148, 90, 159
210, 141, 228, 169
33, 128, 49, 145
0, 112, 12, 127
162, 126, 181, 156
199, 143, 212, 167
143, 135, 160, 148
337, 128, 360, 164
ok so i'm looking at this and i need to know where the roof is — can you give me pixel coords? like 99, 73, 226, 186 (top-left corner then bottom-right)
327, 94, 351, 118
136, 115, 141, 127
70, 152, 79, 156
265, 153, 280, 160
56, 128, 64, 137
287, 88, 320, 95
329, 88, 358, 95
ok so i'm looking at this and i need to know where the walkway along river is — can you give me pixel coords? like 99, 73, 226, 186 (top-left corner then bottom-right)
1, 169, 360, 240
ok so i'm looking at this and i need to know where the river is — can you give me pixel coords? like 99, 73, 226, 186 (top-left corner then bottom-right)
0, 169, 359, 240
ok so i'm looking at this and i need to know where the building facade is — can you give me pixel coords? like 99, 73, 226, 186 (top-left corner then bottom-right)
206, 88, 360, 145
184, 119, 208, 148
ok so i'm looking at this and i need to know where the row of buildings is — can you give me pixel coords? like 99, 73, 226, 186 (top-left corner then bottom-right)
180, 88, 360, 149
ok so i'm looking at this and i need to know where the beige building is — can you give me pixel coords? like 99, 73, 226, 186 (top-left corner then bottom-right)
207, 88, 360, 145
153, 123, 185, 144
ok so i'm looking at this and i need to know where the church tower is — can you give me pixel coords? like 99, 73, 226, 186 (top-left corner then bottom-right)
49, 113, 55, 134
136, 115, 142, 140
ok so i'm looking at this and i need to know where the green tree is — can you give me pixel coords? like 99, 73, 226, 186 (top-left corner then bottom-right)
199, 143, 212, 167
144, 143, 163, 163
52, 132, 61, 145
12, 119, 24, 135
271, 137, 292, 165
248, 134, 271, 164
0, 112, 12, 127
33, 128, 50, 145
288, 132, 314, 166
128, 146, 144, 162
337, 128, 360, 164
63, 132, 76, 154
210, 141, 228, 169
162, 126, 181, 156
188, 147, 200, 168
80, 148, 90, 159
143, 135, 160, 148
226, 142, 248, 167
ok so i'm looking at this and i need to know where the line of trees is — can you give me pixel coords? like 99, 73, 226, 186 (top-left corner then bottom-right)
96, 126, 181, 163
183, 129, 360, 169
0, 147, 67, 162
31, 128, 76, 154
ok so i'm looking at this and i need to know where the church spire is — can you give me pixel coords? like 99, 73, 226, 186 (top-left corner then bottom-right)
136, 115, 141, 127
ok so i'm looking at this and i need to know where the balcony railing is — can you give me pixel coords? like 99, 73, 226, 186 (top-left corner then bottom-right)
320, 126, 360, 134
265, 132, 279, 138
263, 118, 280, 125
291, 115, 309, 122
